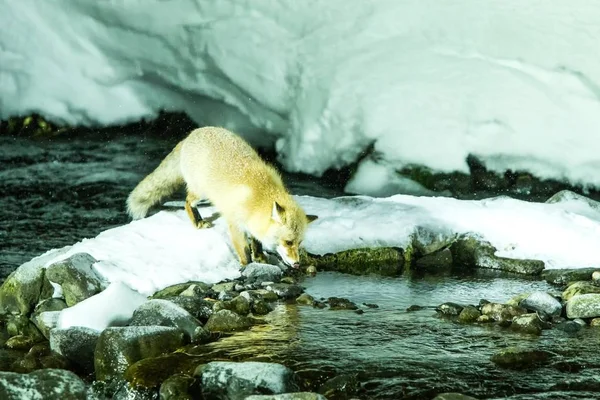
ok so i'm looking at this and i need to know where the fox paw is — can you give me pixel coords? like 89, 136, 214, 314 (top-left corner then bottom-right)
196, 220, 213, 229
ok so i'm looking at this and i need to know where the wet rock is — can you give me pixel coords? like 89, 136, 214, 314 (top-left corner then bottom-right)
556, 320, 585, 334
458, 306, 481, 323
30, 298, 68, 339
112, 383, 158, 400
327, 297, 358, 311
49, 327, 99, 374
130, 299, 203, 341
212, 281, 237, 293
246, 393, 326, 400
251, 299, 273, 316
593, 271, 600, 282
296, 293, 316, 306
197, 361, 297, 400
204, 309, 253, 332
436, 302, 464, 317
305, 265, 317, 277
519, 291, 563, 317
363, 303, 379, 308
242, 264, 283, 284
491, 347, 552, 369
226, 295, 251, 316
0, 368, 86, 399
5, 314, 44, 343
167, 296, 214, 323
511, 313, 544, 335
266, 283, 304, 300
124, 353, 202, 389
450, 235, 545, 275
94, 326, 186, 382
280, 277, 296, 284
317, 374, 359, 399
543, 268, 598, 286
5, 335, 37, 351
566, 293, 600, 318
415, 248, 453, 271
252, 289, 279, 302
151, 281, 211, 299
506, 293, 530, 307
159, 373, 197, 400
406, 305, 425, 312
0, 256, 47, 315
481, 303, 527, 323
45, 253, 104, 306
179, 282, 213, 299
433, 394, 479, 400
590, 318, 600, 327
562, 281, 600, 301
301, 247, 403, 277
0, 349, 22, 371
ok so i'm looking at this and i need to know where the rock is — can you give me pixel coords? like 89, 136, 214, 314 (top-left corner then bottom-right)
124, 353, 202, 389
5, 335, 38, 351
593, 271, 600, 282
0, 255, 48, 315
94, 326, 186, 382
151, 281, 211, 299
296, 293, 316, 306
510, 313, 544, 335
519, 291, 563, 317
305, 265, 317, 277
301, 247, 403, 276
130, 299, 203, 340
543, 268, 598, 286
415, 248, 453, 271
406, 305, 425, 312
5, 314, 44, 342
30, 298, 68, 339
0, 349, 22, 371
242, 264, 283, 284
0, 368, 86, 399
326, 297, 358, 310
450, 235, 545, 275
246, 393, 327, 400
556, 320, 585, 334
112, 383, 158, 400
506, 293, 530, 307
211, 281, 237, 293
226, 295, 251, 316
252, 289, 279, 302
179, 282, 213, 298
436, 302, 464, 316
204, 310, 253, 332
280, 277, 296, 284
159, 373, 197, 400
566, 293, 600, 318
266, 283, 304, 300
590, 318, 600, 327
167, 296, 214, 323
458, 306, 481, 323
197, 361, 297, 400
45, 253, 104, 306
562, 281, 600, 301
317, 374, 359, 399
491, 347, 552, 369
50, 327, 99, 374
481, 303, 527, 323
251, 299, 273, 316
433, 394, 479, 400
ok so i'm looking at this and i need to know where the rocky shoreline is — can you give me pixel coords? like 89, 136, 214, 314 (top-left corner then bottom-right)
1, 237, 600, 399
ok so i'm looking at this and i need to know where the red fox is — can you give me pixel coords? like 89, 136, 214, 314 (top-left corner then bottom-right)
126, 126, 317, 268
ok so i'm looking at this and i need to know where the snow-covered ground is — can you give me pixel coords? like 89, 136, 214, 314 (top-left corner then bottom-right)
2, 1, 600, 194
20, 191, 598, 330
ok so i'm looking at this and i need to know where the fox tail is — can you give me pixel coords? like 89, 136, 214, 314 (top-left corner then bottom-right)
126, 142, 184, 219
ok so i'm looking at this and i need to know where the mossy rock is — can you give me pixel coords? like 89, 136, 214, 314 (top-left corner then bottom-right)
562, 281, 600, 301
204, 310, 253, 333
124, 352, 203, 389
301, 247, 403, 276
542, 268, 598, 286
151, 281, 212, 299
491, 347, 552, 369
0, 369, 86, 399
159, 373, 198, 400
45, 253, 104, 307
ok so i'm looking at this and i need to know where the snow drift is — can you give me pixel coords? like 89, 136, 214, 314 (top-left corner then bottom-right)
2, 0, 600, 192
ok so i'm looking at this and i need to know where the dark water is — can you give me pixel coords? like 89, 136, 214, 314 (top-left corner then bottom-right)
2, 134, 599, 399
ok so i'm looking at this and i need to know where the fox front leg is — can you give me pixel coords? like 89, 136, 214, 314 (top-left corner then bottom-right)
228, 222, 250, 267
185, 192, 212, 229
250, 237, 268, 264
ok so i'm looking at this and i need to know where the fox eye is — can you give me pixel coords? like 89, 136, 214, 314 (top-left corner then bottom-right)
285, 240, 294, 246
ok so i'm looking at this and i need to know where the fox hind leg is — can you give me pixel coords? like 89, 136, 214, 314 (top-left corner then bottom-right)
250, 237, 268, 264
185, 191, 212, 229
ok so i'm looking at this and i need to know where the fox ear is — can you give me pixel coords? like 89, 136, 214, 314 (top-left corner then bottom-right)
306, 214, 318, 224
272, 202, 285, 223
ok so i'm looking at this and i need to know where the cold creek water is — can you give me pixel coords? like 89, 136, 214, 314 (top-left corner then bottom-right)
1, 133, 599, 399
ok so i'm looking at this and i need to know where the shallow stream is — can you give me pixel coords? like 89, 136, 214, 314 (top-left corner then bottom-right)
1, 133, 599, 399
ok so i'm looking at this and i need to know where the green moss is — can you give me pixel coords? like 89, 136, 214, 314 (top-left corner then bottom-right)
301, 247, 403, 277
124, 353, 202, 388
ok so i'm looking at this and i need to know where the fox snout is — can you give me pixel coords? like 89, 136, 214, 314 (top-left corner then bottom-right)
276, 241, 301, 269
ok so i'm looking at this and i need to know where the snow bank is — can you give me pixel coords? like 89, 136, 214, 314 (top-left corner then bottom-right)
43, 193, 600, 298
3, 0, 600, 188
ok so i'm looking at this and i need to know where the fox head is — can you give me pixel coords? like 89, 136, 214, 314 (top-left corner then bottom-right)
265, 201, 318, 268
